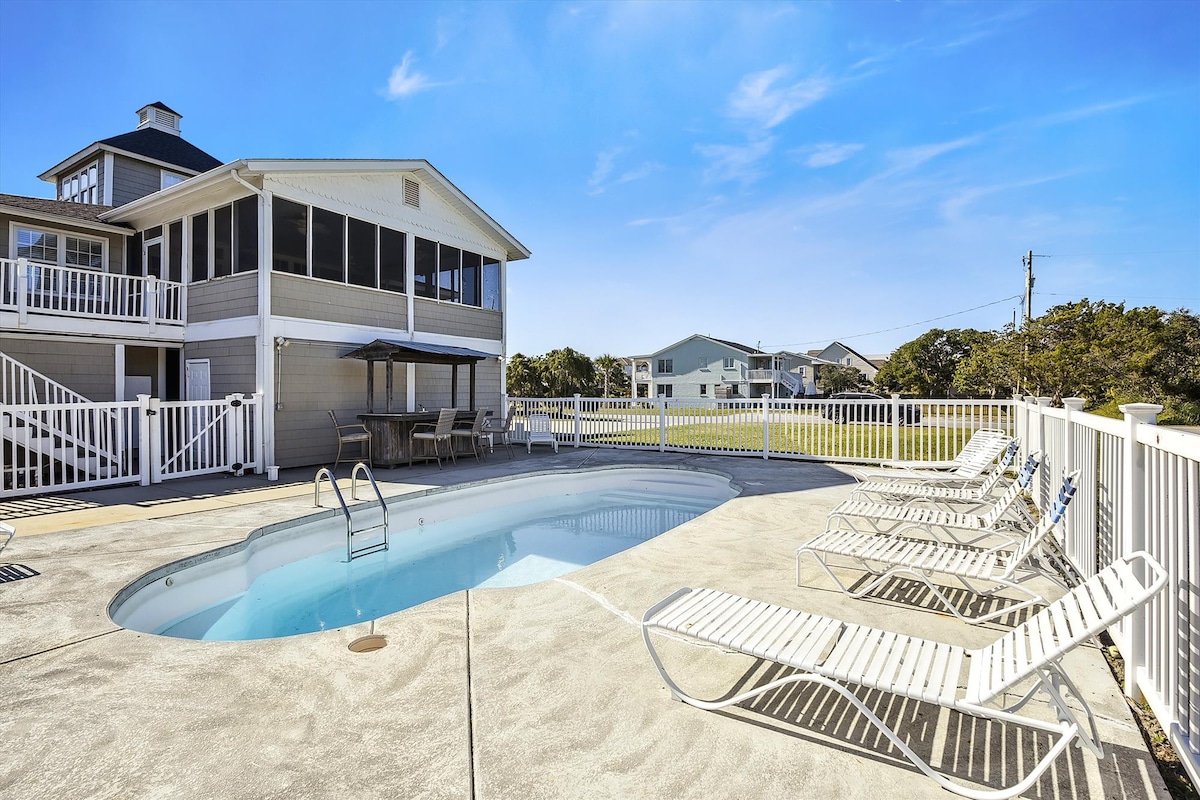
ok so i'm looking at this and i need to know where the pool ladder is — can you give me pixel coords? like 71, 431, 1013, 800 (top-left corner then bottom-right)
314, 462, 389, 561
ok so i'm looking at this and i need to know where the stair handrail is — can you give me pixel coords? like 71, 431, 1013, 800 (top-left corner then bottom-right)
1, 351, 98, 406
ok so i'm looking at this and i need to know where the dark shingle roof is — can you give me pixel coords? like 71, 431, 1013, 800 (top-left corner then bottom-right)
98, 128, 221, 174
145, 101, 181, 116
0, 194, 131, 227
708, 336, 758, 354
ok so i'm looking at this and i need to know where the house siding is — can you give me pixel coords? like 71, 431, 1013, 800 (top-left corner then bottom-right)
271, 273, 407, 329
412, 358, 502, 414
413, 298, 501, 340
272, 341, 396, 468
645, 338, 750, 400
188, 273, 259, 322
182, 338, 257, 399
111, 155, 163, 207
1, 213, 126, 273
1, 338, 115, 401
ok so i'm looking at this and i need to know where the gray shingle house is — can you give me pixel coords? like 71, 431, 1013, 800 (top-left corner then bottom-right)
629, 335, 828, 400
2, 102, 529, 474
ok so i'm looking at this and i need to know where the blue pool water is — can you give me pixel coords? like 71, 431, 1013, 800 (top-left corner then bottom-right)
157, 489, 720, 641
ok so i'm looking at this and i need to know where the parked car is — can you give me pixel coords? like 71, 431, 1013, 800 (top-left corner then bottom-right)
820, 392, 922, 425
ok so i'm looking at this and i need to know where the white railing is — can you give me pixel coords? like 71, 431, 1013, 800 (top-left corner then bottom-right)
0, 257, 186, 328
747, 369, 803, 395
1019, 396, 1200, 785
1, 350, 97, 406
506, 395, 1013, 464
1, 393, 264, 498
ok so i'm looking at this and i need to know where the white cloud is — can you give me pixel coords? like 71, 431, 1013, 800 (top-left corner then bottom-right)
615, 162, 662, 185
885, 136, 982, 172
695, 137, 776, 184
587, 147, 626, 194
386, 52, 440, 99
798, 142, 865, 168
728, 66, 831, 129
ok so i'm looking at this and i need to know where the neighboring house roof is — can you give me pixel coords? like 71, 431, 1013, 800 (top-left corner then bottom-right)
0, 193, 133, 234
101, 159, 532, 262
145, 101, 181, 115
814, 341, 880, 369
632, 333, 758, 360
37, 129, 222, 184
96, 129, 221, 174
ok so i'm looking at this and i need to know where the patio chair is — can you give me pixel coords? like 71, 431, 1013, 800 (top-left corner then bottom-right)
830, 450, 1041, 544
483, 406, 516, 459
409, 408, 458, 469
329, 410, 372, 470
850, 438, 1022, 508
872, 428, 1010, 471
451, 408, 489, 463
849, 432, 1012, 485
0, 521, 12, 559
642, 551, 1167, 800
796, 469, 1078, 623
526, 412, 559, 453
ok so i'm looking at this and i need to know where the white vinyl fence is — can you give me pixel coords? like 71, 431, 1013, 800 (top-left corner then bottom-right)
1018, 396, 1200, 785
2, 393, 263, 498
507, 395, 1013, 463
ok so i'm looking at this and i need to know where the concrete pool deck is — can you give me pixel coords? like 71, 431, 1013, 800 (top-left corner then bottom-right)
0, 449, 1171, 799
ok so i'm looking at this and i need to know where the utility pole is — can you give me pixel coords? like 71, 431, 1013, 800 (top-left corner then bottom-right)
1023, 250, 1036, 325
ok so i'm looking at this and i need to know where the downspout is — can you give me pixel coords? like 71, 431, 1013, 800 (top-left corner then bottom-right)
230, 169, 276, 472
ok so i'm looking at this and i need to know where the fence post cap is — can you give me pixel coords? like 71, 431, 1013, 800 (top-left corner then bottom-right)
1062, 397, 1086, 411
1035, 396, 1053, 407
1118, 403, 1163, 423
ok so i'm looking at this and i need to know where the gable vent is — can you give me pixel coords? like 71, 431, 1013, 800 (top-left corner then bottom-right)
403, 177, 420, 208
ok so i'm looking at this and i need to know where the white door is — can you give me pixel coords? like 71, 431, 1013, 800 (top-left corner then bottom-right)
185, 359, 211, 401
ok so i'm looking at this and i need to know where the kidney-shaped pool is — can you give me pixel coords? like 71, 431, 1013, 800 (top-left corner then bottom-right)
109, 466, 739, 641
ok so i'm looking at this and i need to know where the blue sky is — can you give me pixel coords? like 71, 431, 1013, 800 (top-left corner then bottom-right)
1, 1, 1197, 358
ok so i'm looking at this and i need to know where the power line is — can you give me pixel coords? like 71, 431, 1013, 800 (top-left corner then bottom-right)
1038, 292, 1200, 302
1044, 249, 1199, 257
762, 294, 1022, 350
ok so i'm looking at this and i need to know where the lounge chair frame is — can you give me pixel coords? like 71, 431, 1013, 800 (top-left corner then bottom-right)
797, 470, 1079, 623
643, 551, 1167, 800
526, 412, 559, 453
852, 432, 1012, 485
850, 439, 1022, 508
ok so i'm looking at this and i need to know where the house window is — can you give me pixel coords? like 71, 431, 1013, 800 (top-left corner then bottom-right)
482, 256, 500, 310
347, 217, 377, 288
723, 357, 735, 369
438, 243, 460, 302
14, 226, 104, 269
161, 171, 185, 190
699, 356, 709, 370
461, 250, 481, 306
212, 204, 232, 277
657, 359, 673, 374
656, 384, 673, 398
59, 162, 99, 204
379, 227, 406, 293
699, 384, 707, 396
414, 237, 437, 298
311, 207, 345, 282
191, 212, 209, 282
271, 198, 307, 276
168, 220, 183, 283
234, 196, 258, 273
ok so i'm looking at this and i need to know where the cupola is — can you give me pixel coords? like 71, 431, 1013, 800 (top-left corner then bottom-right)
135, 102, 182, 136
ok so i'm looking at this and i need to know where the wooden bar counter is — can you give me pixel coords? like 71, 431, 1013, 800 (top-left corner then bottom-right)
358, 411, 481, 467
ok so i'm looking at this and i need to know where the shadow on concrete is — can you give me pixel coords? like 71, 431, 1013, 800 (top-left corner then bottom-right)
0, 563, 39, 583
845, 573, 1042, 628
716, 659, 1156, 798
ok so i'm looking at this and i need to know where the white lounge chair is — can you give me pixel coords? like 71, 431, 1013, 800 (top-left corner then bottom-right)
526, 413, 559, 453
796, 469, 1077, 622
851, 433, 1012, 484
850, 438, 1022, 507
828, 451, 1041, 544
874, 428, 1011, 471
642, 551, 1167, 799
0, 522, 12, 559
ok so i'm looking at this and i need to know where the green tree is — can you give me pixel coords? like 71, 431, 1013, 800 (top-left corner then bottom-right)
505, 352, 545, 397
817, 364, 865, 394
594, 354, 631, 398
874, 328, 985, 397
542, 347, 596, 397
953, 327, 1021, 398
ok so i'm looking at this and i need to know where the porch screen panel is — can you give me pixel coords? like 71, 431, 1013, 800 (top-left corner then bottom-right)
347, 217, 376, 288
414, 237, 436, 298
168, 220, 183, 283
379, 227, 405, 293
126, 232, 142, 276
271, 198, 307, 275
213, 204, 232, 278
438, 243, 460, 302
482, 257, 500, 311
234, 196, 258, 273
461, 250, 481, 307
311, 207, 345, 282
191, 213, 209, 282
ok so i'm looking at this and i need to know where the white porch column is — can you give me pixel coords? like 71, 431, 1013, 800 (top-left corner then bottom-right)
114, 344, 126, 401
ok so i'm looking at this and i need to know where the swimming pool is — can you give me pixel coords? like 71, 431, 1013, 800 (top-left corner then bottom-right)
110, 466, 738, 641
